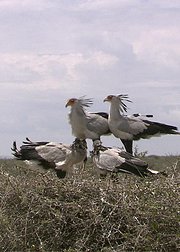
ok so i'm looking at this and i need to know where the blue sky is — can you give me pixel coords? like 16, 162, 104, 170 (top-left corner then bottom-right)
1, 0, 180, 156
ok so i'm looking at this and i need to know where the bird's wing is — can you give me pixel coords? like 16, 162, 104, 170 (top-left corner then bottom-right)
117, 150, 148, 167
93, 148, 124, 172
35, 143, 70, 163
111, 148, 149, 176
13, 140, 71, 167
116, 117, 148, 136
115, 161, 148, 177
115, 116, 180, 140
86, 113, 110, 136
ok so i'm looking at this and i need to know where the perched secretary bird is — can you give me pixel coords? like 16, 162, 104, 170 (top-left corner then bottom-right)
92, 140, 162, 177
65, 97, 110, 141
104, 94, 180, 154
11, 138, 87, 178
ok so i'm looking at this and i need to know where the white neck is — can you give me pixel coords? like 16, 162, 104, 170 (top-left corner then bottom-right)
109, 102, 122, 120
69, 103, 87, 138
71, 103, 86, 116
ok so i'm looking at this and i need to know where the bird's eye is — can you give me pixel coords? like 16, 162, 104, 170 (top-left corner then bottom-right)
69, 98, 77, 104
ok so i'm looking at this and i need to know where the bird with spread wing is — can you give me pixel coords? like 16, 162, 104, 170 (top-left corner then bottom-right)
92, 140, 164, 177
65, 97, 110, 141
11, 138, 87, 178
104, 94, 180, 154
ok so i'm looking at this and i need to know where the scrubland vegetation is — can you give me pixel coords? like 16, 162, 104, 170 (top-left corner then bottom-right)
0, 156, 179, 252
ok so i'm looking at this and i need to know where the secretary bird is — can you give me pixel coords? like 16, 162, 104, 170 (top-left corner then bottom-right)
11, 138, 87, 178
65, 97, 110, 141
92, 140, 162, 177
104, 94, 180, 154
65, 96, 152, 143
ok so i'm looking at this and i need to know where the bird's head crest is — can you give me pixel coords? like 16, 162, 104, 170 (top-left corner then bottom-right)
117, 94, 132, 113
104, 94, 132, 113
66, 96, 93, 108
78, 96, 93, 108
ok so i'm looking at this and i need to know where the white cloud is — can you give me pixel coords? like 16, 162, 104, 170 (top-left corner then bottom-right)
0, 0, 180, 156
133, 28, 180, 68
76, 0, 143, 11
149, 0, 180, 8
0, 0, 54, 11
0, 52, 118, 91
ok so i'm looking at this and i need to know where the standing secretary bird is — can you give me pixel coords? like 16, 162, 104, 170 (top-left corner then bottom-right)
92, 140, 162, 177
104, 94, 180, 154
66, 96, 153, 145
65, 97, 110, 141
12, 138, 87, 178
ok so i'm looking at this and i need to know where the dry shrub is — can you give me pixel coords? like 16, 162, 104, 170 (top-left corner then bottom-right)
0, 158, 179, 252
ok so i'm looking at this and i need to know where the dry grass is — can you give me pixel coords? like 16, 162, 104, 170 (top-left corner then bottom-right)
0, 156, 179, 252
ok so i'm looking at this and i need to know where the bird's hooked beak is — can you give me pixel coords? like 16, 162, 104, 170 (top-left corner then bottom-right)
103, 96, 112, 102
65, 100, 71, 107
103, 97, 109, 102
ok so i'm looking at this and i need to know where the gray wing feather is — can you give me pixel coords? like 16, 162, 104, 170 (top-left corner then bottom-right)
36, 144, 69, 163
116, 117, 148, 135
94, 149, 124, 172
87, 113, 110, 135
118, 150, 148, 167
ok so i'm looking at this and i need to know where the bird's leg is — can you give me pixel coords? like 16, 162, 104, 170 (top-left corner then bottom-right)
120, 139, 133, 155
81, 156, 87, 170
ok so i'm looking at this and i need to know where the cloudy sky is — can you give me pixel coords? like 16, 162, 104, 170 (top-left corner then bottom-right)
1, 0, 180, 157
